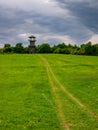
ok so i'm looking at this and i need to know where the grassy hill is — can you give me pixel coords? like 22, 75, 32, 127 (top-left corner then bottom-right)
0, 54, 98, 130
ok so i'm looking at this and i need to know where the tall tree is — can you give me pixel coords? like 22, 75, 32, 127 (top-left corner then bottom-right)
14, 43, 24, 53
81, 42, 93, 55
3, 43, 12, 53
36, 43, 51, 53
92, 44, 98, 55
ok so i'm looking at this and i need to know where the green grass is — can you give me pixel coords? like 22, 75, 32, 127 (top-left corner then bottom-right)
0, 54, 60, 130
0, 54, 98, 130
43, 54, 98, 129
44, 54, 98, 113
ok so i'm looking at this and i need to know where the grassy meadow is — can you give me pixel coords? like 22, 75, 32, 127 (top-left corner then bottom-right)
0, 54, 98, 130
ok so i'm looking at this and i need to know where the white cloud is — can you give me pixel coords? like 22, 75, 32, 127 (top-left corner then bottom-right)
18, 33, 31, 38
88, 34, 98, 44
34, 33, 75, 45
0, 0, 67, 16
44, 34, 75, 44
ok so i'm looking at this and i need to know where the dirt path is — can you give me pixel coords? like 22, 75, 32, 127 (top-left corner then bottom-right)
39, 55, 98, 129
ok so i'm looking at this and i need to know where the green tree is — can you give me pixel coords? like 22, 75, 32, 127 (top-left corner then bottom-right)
14, 43, 24, 53
23, 47, 29, 53
0, 48, 3, 53
57, 43, 67, 49
3, 43, 12, 53
51, 45, 58, 53
36, 43, 51, 53
92, 44, 98, 55
53, 48, 62, 53
81, 42, 93, 55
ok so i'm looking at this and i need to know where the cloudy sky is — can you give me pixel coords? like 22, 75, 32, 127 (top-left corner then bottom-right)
0, 0, 98, 47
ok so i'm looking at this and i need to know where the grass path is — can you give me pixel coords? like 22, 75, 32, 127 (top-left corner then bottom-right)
39, 55, 70, 130
39, 54, 98, 130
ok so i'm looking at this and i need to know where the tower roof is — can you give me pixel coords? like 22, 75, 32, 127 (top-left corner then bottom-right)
28, 35, 36, 39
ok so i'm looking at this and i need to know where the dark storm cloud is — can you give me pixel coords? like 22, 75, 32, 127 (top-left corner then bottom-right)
55, 0, 98, 33
0, 6, 75, 45
29, 10, 92, 43
0, 0, 98, 47
0, 7, 46, 44
0, 7, 25, 43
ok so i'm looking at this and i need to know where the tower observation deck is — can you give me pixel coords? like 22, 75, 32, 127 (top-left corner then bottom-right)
28, 35, 36, 53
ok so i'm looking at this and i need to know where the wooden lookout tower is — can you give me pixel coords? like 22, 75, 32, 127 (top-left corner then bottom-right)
28, 35, 36, 53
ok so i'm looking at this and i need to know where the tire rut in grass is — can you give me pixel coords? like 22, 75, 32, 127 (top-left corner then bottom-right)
39, 55, 98, 121
39, 55, 70, 130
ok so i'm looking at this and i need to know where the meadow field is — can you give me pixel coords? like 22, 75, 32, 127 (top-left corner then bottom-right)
0, 54, 98, 130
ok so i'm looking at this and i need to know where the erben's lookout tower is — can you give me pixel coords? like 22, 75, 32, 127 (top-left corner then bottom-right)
28, 35, 36, 53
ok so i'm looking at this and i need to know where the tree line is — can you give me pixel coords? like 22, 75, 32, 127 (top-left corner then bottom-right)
0, 42, 98, 55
